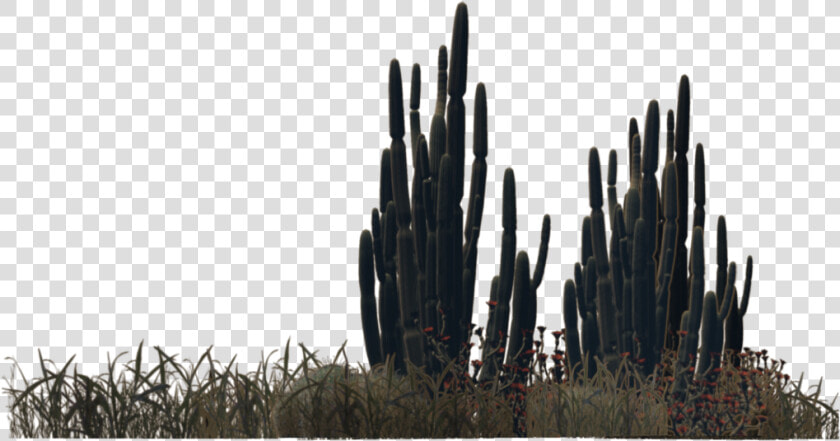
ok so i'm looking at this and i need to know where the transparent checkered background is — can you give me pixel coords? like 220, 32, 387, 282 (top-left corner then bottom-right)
0, 0, 839, 437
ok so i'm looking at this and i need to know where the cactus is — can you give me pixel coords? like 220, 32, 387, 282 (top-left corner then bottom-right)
725, 256, 753, 368
715, 215, 729, 311
666, 75, 692, 353
359, 230, 383, 367
358, 7, 765, 432
563, 279, 584, 382
697, 261, 736, 380
478, 168, 517, 384
588, 147, 620, 371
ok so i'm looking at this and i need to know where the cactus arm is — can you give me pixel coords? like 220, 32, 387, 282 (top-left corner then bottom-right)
715, 215, 728, 310
409, 63, 421, 161
478, 275, 501, 383
607, 149, 618, 224
530, 214, 551, 292
412, 135, 429, 274
628, 117, 639, 186
692, 143, 706, 231
740, 255, 753, 317
574, 262, 586, 320
434, 45, 448, 117
359, 230, 384, 367
380, 148, 393, 214
371, 208, 385, 283
666, 109, 675, 164
696, 291, 717, 381
724, 285, 743, 367
581, 216, 593, 268
464, 82, 488, 252
563, 279, 583, 381
506, 251, 531, 369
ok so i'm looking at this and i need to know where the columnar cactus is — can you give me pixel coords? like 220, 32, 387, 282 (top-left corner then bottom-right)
356, 6, 761, 431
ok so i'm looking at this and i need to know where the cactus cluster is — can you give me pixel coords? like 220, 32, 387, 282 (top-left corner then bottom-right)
358, 1, 756, 434
561, 77, 755, 394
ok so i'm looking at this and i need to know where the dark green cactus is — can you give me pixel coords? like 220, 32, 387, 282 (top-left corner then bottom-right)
388, 59, 425, 372
641, 100, 660, 265
462, 82, 488, 344
506, 251, 535, 375
563, 279, 584, 381
692, 143, 705, 231
667, 75, 692, 353
666, 109, 675, 164
610, 206, 626, 354
371, 208, 384, 283
655, 162, 678, 357
697, 261, 736, 380
582, 256, 600, 377
409, 63, 422, 160
359, 230, 383, 367
436, 153, 459, 363
478, 168, 517, 384
632, 217, 655, 376
674, 226, 706, 399
359, 7, 767, 427
607, 149, 618, 224
588, 147, 620, 370
724, 256, 753, 368
715, 215, 728, 311
581, 216, 593, 269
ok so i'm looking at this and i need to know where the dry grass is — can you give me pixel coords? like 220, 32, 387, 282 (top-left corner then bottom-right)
3, 330, 838, 438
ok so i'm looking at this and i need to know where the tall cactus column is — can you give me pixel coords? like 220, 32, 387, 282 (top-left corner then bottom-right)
667, 76, 692, 352
388, 59, 426, 372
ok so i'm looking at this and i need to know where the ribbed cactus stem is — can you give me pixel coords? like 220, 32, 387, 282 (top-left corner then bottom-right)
531, 214, 551, 292
388, 59, 425, 373
413, 134, 429, 273
380, 148, 393, 214
693, 143, 705, 231
506, 251, 533, 371
409, 63, 421, 161
436, 153, 458, 364
641, 100, 660, 263
668, 75, 691, 353
628, 118, 639, 185
582, 256, 600, 374
608, 149, 618, 225
582, 216, 593, 270
563, 279, 583, 381
359, 230, 383, 366
589, 147, 619, 364
696, 290, 717, 380
478, 168, 517, 383
447, 1, 468, 201
715, 215, 728, 310
666, 109, 675, 164
371, 208, 384, 283
434, 45, 448, 116
656, 162, 678, 352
